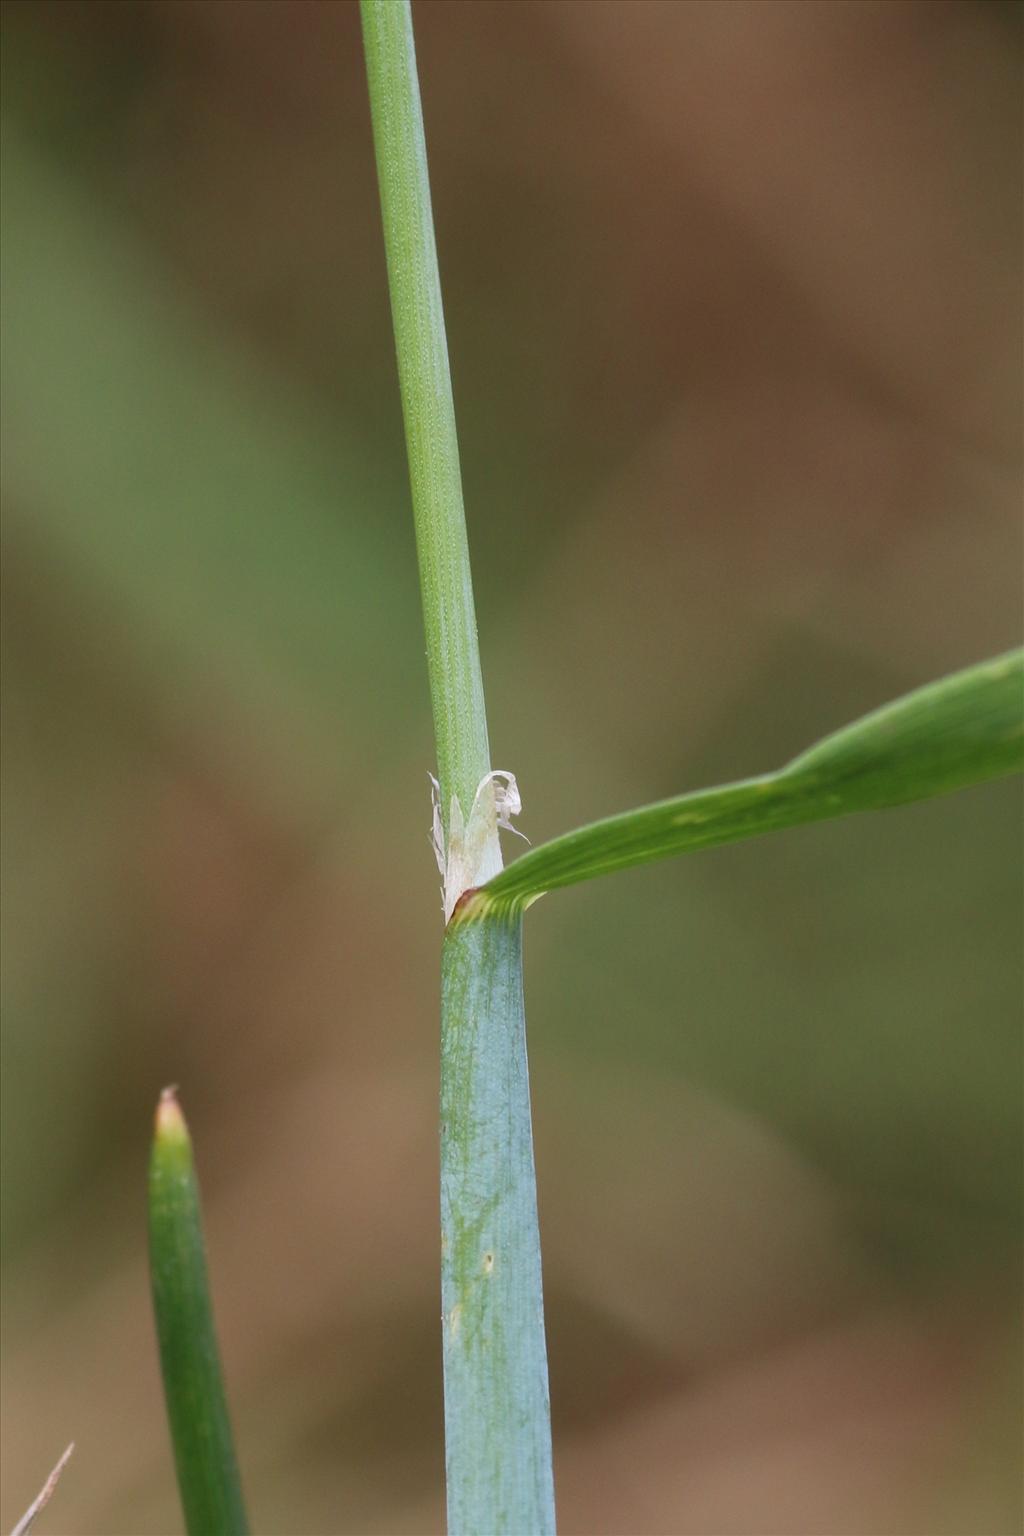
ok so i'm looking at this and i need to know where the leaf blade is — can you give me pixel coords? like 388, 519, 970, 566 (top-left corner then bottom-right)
148, 1089, 249, 1536
467, 651, 1023, 913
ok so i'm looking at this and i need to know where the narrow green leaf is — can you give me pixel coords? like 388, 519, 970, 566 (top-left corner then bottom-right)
441, 912, 556, 1536
464, 650, 1023, 915
148, 1089, 249, 1536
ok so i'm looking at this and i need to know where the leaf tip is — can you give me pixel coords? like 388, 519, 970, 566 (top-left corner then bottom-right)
154, 1085, 189, 1144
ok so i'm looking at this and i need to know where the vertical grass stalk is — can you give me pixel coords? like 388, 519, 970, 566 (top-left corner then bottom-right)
359, 0, 492, 839
148, 1088, 249, 1536
361, 2, 556, 1530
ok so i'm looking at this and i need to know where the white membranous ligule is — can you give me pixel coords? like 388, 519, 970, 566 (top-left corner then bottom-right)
431, 771, 528, 922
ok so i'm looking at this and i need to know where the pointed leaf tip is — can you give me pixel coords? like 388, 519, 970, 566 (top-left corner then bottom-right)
155, 1085, 188, 1143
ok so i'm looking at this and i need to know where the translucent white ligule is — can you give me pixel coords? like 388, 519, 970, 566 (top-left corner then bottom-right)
430, 770, 528, 922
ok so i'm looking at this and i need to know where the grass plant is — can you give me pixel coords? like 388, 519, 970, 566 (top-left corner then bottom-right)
143, 5, 1024, 1534
359, 5, 1021, 1531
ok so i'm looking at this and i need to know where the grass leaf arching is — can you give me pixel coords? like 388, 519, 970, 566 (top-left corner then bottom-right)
457, 650, 1024, 918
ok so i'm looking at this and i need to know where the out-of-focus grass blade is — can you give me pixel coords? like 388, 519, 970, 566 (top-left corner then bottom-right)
1, 121, 415, 793
148, 1089, 249, 1536
464, 651, 1023, 915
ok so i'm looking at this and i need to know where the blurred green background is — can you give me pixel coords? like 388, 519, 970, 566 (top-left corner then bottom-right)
1, 3, 1021, 1533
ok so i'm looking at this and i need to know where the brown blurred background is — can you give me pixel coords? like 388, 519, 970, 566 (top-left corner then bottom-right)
1, 2, 1021, 1532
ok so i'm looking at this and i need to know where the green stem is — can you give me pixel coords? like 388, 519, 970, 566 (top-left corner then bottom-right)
360, 0, 492, 835
361, 4, 555, 1530
148, 1089, 249, 1536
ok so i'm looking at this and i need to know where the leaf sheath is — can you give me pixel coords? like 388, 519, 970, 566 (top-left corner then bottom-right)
441, 912, 556, 1536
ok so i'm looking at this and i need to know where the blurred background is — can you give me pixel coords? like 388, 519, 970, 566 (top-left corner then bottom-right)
1, 2, 1021, 1532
